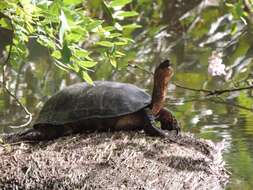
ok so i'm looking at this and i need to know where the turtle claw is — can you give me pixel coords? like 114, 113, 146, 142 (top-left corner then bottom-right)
175, 125, 181, 135
171, 122, 181, 135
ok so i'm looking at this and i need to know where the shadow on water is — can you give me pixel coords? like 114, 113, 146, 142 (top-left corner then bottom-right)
1, 0, 253, 189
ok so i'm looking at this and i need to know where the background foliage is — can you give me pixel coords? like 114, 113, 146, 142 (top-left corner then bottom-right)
0, 0, 141, 83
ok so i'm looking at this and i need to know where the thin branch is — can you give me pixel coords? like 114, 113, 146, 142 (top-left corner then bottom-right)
0, 12, 33, 128
174, 83, 211, 93
129, 63, 253, 96
128, 62, 154, 75
206, 85, 253, 96
2, 83, 33, 128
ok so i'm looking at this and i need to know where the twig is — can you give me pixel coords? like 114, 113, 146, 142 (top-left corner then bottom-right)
2, 84, 33, 128
174, 83, 211, 93
128, 62, 154, 75
206, 85, 253, 96
0, 12, 33, 128
128, 63, 253, 96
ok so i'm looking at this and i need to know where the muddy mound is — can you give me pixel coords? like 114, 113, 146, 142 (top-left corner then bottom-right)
0, 132, 229, 189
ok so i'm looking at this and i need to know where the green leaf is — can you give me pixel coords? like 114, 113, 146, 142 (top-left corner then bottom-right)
61, 42, 72, 63
78, 61, 97, 68
115, 51, 125, 57
114, 11, 138, 19
52, 50, 61, 59
54, 59, 70, 72
96, 41, 114, 47
87, 20, 103, 31
59, 10, 70, 45
109, 56, 117, 67
82, 71, 93, 85
37, 35, 55, 49
68, 62, 80, 72
123, 23, 142, 29
63, 0, 83, 5
102, 1, 113, 23
110, 0, 132, 9
114, 22, 123, 31
103, 26, 115, 32
49, 0, 62, 16
74, 48, 90, 58
107, 33, 122, 39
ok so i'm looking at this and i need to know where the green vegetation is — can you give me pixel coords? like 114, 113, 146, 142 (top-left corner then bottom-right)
0, 0, 141, 83
1, 0, 253, 84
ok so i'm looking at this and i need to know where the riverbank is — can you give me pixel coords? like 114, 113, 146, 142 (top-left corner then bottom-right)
0, 132, 228, 189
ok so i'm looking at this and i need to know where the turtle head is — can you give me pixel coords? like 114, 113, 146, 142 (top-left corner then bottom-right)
155, 59, 174, 79
151, 60, 174, 115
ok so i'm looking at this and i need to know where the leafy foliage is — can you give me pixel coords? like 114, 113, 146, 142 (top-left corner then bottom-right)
0, 0, 140, 83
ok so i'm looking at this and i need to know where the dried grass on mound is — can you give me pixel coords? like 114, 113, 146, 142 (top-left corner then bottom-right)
0, 132, 229, 190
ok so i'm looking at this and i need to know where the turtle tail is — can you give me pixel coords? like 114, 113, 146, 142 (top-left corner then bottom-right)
1, 128, 44, 143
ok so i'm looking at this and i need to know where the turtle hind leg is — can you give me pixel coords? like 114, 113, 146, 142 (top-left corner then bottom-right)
2, 128, 46, 143
142, 108, 166, 137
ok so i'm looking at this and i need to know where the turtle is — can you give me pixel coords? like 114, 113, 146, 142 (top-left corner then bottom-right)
6, 60, 180, 141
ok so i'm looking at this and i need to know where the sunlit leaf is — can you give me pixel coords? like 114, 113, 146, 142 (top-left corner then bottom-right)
54, 59, 70, 72
87, 20, 103, 31
82, 71, 93, 85
63, 0, 83, 5
115, 51, 125, 57
123, 23, 142, 29
49, 0, 61, 15
114, 11, 138, 18
107, 33, 122, 38
59, 10, 70, 45
74, 48, 90, 58
96, 41, 114, 47
114, 22, 123, 30
79, 61, 97, 68
109, 56, 117, 67
110, 0, 132, 9
37, 35, 55, 49
68, 62, 80, 72
52, 50, 61, 59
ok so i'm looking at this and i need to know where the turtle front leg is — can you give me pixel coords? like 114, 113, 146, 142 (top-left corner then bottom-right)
142, 108, 166, 137
156, 108, 180, 134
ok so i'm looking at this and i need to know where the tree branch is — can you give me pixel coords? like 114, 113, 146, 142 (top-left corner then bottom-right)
0, 12, 33, 129
128, 63, 253, 96
1, 83, 33, 128
173, 83, 211, 93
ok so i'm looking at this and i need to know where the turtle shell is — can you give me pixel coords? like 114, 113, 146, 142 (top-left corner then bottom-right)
34, 81, 151, 126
